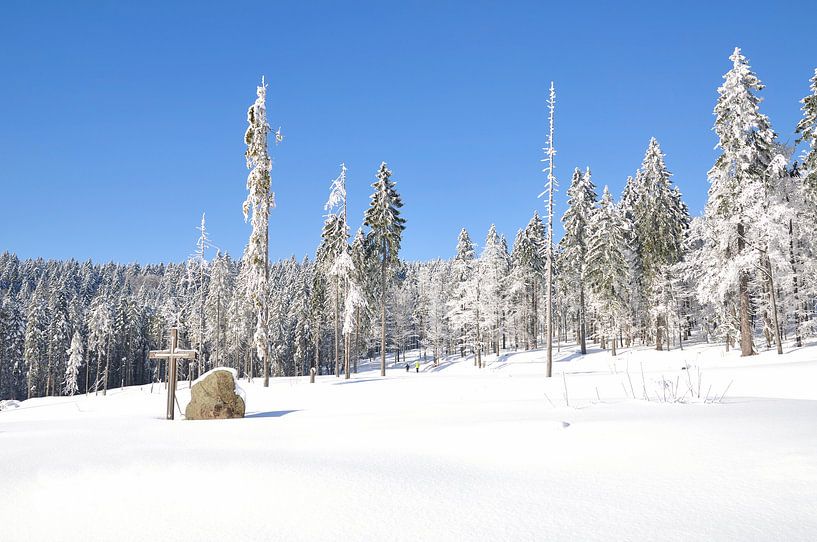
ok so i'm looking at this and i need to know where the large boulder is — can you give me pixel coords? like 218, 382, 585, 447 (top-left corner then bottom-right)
185, 368, 245, 420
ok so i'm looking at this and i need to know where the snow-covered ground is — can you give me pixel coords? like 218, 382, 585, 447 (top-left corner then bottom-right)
2, 340, 816, 541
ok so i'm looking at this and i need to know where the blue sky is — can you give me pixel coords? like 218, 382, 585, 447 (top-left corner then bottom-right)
1, 1, 815, 264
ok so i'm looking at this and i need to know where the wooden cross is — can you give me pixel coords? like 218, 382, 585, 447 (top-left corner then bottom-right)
149, 327, 197, 420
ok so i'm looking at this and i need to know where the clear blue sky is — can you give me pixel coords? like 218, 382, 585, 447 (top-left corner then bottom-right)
1, 1, 815, 264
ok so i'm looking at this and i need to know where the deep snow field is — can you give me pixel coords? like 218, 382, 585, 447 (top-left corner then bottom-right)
2, 339, 816, 541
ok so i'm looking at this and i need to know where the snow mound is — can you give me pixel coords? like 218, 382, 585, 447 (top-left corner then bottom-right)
0, 400, 21, 411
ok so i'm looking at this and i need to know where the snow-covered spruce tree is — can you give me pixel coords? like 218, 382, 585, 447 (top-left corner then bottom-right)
243, 78, 274, 387
790, 68, 817, 344
523, 212, 546, 349
419, 259, 452, 364
631, 138, 689, 350
46, 283, 71, 396
480, 225, 510, 358
187, 213, 212, 378
226, 259, 254, 377
796, 68, 817, 197
702, 48, 776, 356
292, 263, 312, 377
0, 294, 26, 399
350, 229, 373, 373
64, 331, 83, 396
363, 162, 406, 377
329, 249, 355, 378
342, 274, 367, 379
619, 175, 645, 346
86, 294, 112, 395
205, 251, 232, 368
388, 264, 417, 366
585, 186, 629, 356
448, 228, 477, 360
321, 164, 351, 378
508, 230, 528, 350
559, 167, 597, 355
24, 281, 48, 399
308, 268, 327, 381
745, 152, 793, 354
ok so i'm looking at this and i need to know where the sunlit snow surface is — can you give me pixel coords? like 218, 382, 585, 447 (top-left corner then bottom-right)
2, 341, 816, 541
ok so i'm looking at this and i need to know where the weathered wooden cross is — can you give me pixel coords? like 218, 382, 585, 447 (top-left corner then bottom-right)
148, 327, 196, 420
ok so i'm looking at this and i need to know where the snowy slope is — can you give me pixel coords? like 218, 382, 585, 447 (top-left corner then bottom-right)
2, 341, 816, 541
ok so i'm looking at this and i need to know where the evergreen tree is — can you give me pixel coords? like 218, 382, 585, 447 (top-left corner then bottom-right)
64, 331, 83, 396
321, 164, 350, 378
24, 281, 48, 399
702, 48, 776, 356
292, 265, 312, 377
243, 78, 275, 386
448, 228, 477, 359
559, 167, 597, 354
46, 285, 71, 396
363, 162, 406, 377
480, 225, 510, 358
205, 251, 231, 368
632, 138, 689, 349
585, 187, 629, 355
0, 294, 25, 399
796, 68, 817, 196
86, 294, 112, 395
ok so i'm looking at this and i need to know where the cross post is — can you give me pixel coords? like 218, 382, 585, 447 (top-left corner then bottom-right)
148, 327, 197, 420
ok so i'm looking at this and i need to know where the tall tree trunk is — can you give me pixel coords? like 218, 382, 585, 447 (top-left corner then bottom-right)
103, 343, 109, 396
531, 281, 538, 349
610, 321, 617, 357
354, 308, 360, 374
334, 276, 340, 378
789, 219, 802, 347
310, 315, 320, 383
579, 285, 587, 355
216, 292, 221, 367
765, 255, 783, 355
737, 224, 754, 356
263, 217, 270, 387
344, 334, 351, 380
655, 314, 664, 351
475, 306, 481, 368
380, 259, 387, 377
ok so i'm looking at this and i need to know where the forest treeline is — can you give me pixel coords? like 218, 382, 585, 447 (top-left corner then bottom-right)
1, 48, 816, 400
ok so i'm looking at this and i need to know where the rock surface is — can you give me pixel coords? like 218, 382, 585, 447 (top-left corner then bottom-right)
185, 369, 245, 420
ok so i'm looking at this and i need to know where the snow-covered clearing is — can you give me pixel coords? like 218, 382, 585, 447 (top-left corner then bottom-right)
2, 341, 816, 541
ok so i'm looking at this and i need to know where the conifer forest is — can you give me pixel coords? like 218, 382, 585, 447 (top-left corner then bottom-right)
2, 49, 817, 401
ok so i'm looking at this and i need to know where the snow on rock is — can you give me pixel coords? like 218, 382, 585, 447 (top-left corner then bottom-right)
192, 366, 245, 400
